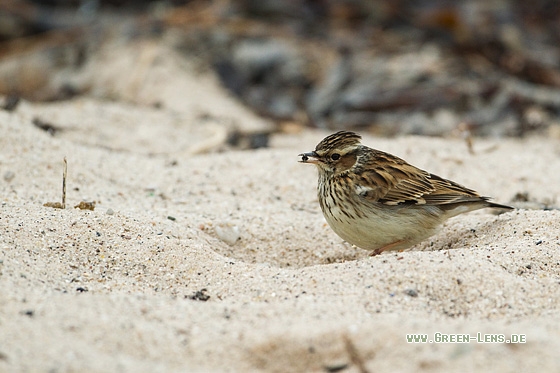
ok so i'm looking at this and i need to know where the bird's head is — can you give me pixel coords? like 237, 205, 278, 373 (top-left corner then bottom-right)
299, 131, 362, 175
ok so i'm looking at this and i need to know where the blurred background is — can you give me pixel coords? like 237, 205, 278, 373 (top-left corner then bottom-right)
2, 0, 560, 140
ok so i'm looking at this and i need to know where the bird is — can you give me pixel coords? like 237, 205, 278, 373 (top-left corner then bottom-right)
299, 131, 513, 255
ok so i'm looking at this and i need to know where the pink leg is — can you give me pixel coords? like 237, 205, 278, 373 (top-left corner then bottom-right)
370, 240, 405, 256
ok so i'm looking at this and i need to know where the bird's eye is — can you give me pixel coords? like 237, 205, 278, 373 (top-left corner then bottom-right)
331, 153, 340, 160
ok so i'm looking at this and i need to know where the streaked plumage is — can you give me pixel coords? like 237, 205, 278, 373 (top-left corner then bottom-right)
299, 131, 513, 255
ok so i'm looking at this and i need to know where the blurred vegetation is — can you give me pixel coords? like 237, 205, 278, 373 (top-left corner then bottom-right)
2, 0, 560, 137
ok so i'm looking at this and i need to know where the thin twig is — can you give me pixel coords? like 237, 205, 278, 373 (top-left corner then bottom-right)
62, 157, 67, 209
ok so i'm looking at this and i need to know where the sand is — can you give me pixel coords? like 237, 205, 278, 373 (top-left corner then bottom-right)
1, 75, 560, 372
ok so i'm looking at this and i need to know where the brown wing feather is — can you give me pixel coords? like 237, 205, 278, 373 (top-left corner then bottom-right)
356, 150, 485, 206
422, 174, 485, 205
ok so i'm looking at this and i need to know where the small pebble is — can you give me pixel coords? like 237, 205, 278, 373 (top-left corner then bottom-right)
21, 310, 34, 317
2, 94, 20, 111
324, 363, 349, 372
3, 171, 15, 182
215, 223, 240, 245
404, 288, 419, 297
74, 201, 95, 211
106, 208, 114, 215
187, 289, 210, 301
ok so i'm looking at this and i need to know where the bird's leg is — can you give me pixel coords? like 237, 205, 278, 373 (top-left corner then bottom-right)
370, 240, 405, 256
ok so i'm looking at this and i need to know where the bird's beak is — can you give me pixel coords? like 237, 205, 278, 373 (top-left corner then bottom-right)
298, 151, 320, 164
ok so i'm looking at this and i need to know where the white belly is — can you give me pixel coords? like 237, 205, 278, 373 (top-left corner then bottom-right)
320, 192, 442, 251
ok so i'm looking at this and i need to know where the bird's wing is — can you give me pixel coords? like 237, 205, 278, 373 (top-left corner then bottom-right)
354, 151, 485, 206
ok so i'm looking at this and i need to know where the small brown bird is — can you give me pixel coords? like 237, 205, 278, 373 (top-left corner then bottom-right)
299, 131, 513, 255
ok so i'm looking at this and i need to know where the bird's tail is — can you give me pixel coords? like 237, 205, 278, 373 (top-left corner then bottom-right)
486, 201, 514, 210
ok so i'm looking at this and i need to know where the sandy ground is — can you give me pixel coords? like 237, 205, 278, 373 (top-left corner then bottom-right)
1, 76, 560, 372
